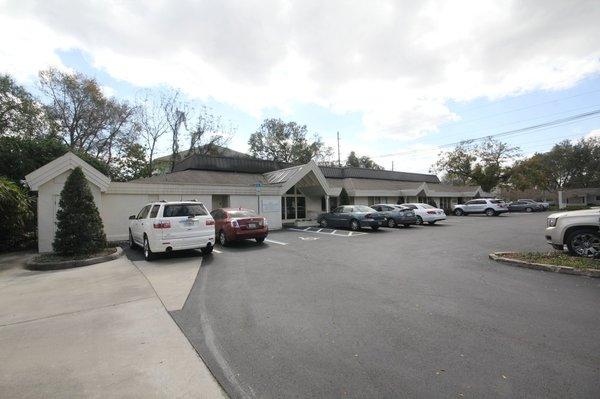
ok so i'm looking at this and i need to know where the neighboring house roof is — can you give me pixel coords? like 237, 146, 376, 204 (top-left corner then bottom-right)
130, 169, 270, 186
25, 152, 111, 192
153, 145, 251, 163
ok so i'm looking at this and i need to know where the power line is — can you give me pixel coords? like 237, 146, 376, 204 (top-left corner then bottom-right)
375, 109, 600, 159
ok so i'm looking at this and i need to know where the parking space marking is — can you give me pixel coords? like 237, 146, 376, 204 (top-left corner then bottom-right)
265, 238, 288, 245
288, 227, 367, 237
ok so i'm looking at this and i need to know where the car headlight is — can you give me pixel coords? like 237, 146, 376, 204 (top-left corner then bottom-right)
547, 218, 557, 227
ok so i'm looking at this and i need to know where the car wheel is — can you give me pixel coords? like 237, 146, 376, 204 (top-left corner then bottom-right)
256, 237, 265, 244
485, 208, 496, 217
415, 216, 423, 225
566, 229, 600, 257
143, 236, 154, 261
454, 209, 464, 216
525, 207, 533, 213
350, 219, 360, 231
218, 230, 228, 246
201, 245, 213, 255
319, 219, 328, 228
129, 230, 136, 249
387, 218, 396, 228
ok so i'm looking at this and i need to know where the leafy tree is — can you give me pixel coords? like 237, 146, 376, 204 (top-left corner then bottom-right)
53, 167, 106, 255
345, 151, 383, 170
431, 138, 519, 191
112, 143, 151, 181
0, 136, 110, 183
248, 118, 331, 164
39, 68, 137, 164
339, 187, 350, 205
0, 74, 56, 137
0, 177, 33, 250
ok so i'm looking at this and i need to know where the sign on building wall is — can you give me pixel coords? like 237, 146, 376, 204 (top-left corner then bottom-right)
261, 198, 280, 213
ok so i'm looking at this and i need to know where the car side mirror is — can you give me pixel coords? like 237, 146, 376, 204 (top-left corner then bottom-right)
129, 215, 136, 220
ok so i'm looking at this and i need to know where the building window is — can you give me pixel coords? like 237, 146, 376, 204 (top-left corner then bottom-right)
368, 196, 384, 205
396, 196, 405, 204
212, 195, 230, 209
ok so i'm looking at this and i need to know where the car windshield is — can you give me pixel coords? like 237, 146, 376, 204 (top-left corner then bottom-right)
163, 203, 208, 217
354, 205, 376, 212
228, 210, 257, 218
420, 204, 435, 209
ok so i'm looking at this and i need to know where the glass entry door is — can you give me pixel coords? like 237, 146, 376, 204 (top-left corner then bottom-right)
281, 186, 306, 221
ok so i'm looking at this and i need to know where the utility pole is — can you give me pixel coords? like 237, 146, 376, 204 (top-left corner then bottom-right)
392, 161, 394, 171
337, 131, 341, 167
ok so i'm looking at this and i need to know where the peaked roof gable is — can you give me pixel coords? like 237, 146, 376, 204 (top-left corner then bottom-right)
25, 152, 111, 192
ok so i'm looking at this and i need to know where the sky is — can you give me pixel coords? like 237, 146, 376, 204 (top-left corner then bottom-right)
1, 0, 600, 174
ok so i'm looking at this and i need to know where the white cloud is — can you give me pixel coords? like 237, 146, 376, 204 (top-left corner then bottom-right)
585, 129, 600, 139
1, 0, 599, 140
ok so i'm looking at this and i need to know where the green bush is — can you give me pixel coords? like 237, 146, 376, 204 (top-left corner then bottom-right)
53, 167, 106, 255
0, 177, 33, 251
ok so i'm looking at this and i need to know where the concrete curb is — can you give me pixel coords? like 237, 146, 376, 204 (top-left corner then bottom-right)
489, 252, 600, 278
26, 247, 124, 271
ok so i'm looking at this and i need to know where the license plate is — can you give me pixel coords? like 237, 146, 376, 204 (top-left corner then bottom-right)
249, 223, 257, 229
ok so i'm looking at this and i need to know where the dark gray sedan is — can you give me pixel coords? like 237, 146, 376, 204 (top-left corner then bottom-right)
508, 200, 543, 213
317, 205, 385, 231
371, 204, 418, 227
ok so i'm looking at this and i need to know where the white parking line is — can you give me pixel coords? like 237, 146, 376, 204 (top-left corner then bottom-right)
287, 227, 367, 237
265, 238, 288, 245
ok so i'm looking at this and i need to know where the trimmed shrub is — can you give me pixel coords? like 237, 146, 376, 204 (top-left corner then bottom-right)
53, 167, 106, 255
0, 177, 33, 251
339, 187, 350, 205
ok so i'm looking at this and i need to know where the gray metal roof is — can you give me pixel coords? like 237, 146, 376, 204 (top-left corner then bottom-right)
264, 165, 304, 184
174, 154, 440, 183
130, 170, 270, 186
318, 165, 440, 183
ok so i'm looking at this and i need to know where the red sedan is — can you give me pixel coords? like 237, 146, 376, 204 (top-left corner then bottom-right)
210, 208, 268, 245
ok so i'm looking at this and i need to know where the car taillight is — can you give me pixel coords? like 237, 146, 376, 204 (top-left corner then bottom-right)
206, 219, 215, 226
153, 221, 171, 229
230, 220, 239, 228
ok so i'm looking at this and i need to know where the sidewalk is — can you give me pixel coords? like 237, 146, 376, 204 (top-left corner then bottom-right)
0, 251, 226, 399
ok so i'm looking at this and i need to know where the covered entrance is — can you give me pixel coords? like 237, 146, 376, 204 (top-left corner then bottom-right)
281, 186, 306, 222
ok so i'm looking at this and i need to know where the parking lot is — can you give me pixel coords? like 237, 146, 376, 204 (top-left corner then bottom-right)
137, 212, 600, 398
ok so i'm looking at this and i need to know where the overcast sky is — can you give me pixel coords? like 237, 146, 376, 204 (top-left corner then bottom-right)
1, 0, 599, 173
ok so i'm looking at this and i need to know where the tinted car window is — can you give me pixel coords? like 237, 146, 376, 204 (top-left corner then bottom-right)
420, 204, 435, 209
490, 200, 504, 204
137, 205, 151, 219
163, 203, 208, 217
468, 200, 485, 205
228, 210, 257, 218
149, 204, 160, 218
354, 205, 376, 212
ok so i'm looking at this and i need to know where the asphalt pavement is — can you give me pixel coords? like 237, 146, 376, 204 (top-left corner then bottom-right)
171, 212, 600, 398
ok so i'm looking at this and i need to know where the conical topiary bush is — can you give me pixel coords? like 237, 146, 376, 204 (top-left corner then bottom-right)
339, 187, 350, 205
52, 167, 106, 255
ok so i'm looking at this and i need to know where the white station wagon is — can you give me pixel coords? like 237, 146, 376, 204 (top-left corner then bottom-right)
129, 201, 215, 260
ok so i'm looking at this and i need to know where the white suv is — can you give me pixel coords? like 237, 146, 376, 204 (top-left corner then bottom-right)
453, 199, 508, 216
129, 201, 215, 260
545, 208, 600, 257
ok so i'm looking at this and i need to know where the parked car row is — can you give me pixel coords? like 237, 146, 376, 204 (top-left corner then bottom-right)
317, 203, 447, 230
128, 200, 269, 260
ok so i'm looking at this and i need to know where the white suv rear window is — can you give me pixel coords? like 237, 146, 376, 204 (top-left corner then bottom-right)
163, 203, 208, 217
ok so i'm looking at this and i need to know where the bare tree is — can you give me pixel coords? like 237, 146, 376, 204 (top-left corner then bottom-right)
137, 91, 170, 173
160, 90, 189, 172
186, 105, 233, 157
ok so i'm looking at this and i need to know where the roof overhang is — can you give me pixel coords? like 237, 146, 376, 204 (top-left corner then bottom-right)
25, 152, 111, 192
279, 160, 335, 196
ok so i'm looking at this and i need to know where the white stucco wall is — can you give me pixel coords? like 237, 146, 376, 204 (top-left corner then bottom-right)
37, 170, 102, 253
305, 196, 323, 220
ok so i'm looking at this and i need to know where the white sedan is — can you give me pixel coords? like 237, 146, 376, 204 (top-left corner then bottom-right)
400, 203, 447, 225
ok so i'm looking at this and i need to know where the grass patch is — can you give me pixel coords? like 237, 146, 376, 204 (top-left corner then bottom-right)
33, 247, 117, 263
503, 251, 600, 270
